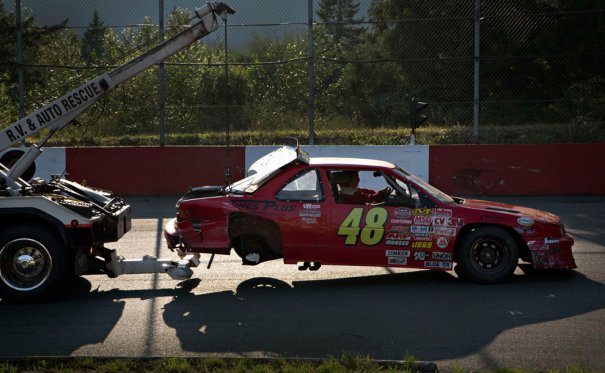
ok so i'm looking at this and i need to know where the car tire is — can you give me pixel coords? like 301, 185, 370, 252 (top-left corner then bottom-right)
0, 225, 70, 303
457, 226, 518, 284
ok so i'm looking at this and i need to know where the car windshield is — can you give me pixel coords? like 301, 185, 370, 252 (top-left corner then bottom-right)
394, 167, 455, 203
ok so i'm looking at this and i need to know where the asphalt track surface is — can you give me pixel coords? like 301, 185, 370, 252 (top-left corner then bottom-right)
1, 196, 604, 371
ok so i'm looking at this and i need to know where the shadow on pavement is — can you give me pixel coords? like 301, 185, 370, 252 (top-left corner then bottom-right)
159, 269, 604, 361
1, 267, 602, 363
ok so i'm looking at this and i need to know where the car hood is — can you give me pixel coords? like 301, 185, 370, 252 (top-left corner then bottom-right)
459, 198, 561, 224
247, 142, 310, 177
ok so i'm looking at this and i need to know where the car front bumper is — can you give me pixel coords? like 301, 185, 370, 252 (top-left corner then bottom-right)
528, 233, 576, 270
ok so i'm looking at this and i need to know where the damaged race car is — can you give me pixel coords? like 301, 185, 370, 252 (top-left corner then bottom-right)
164, 142, 576, 283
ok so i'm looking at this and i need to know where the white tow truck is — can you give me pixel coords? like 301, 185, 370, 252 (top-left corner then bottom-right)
0, 2, 234, 303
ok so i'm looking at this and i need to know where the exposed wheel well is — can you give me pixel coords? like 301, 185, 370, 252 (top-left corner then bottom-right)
228, 212, 283, 257
455, 223, 531, 264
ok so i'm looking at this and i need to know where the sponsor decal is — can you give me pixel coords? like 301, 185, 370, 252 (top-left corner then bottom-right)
232, 200, 295, 212
515, 227, 536, 235
432, 251, 452, 260
433, 217, 464, 228
386, 250, 411, 257
301, 217, 319, 224
434, 227, 457, 237
412, 235, 432, 241
412, 241, 433, 249
432, 208, 453, 217
413, 216, 432, 225
544, 238, 560, 244
303, 203, 321, 209
517, 217, 534, 227
411, 226, 433, 234
388, 257, 408, 265
386, 233, 409, 240
413, 208, 432, 216
386, 240, 410, 246
390, 225, 410, 233
298, 210, 321, 218
394, 207, 412, 219
390, 219, 413, 225
424, 261, 452, 269
527, 240, 547, 251
436, 237, 449, 248
299, 210, 321, 217
413, 251, 429, 260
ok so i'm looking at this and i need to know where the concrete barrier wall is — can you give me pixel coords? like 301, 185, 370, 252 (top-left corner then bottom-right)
4, 144, 603, 196
429, 143, 605, 195
66, 146, 245, 196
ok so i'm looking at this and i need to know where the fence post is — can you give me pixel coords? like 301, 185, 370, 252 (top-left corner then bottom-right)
472, 0, 481, 144
16, 0, 25, 119
158, 0, 166, 146
307, 0, 315, 145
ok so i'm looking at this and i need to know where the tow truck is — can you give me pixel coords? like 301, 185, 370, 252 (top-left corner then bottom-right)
0, 2, 234, 303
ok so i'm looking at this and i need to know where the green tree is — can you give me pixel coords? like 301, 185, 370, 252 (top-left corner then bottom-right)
314, 0, 365, 123
245, 35, 309, 131
166, 6, 191, 38
0, 2, 66, 120
81, 10, 107, 65
317, 0, 364, 49
368, 0, 473, 100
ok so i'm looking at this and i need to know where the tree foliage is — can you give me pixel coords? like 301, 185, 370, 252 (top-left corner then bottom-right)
81, 10, 107, 65
0, 0, 603, 141
0, 3, 67, 124
317, 0, 364, 49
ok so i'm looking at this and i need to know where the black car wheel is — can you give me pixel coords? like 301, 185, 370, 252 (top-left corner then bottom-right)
457, 226, 518, 284
0, 225, 69, 303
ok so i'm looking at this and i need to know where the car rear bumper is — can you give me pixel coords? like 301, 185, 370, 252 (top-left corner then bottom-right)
164, 218, 231, 254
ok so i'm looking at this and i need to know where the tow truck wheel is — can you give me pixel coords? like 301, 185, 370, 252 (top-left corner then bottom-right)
0, 225, 69, 303
457, 226, 518, 284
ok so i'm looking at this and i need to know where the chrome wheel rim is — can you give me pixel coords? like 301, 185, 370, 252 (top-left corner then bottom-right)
0, 238, 52, 291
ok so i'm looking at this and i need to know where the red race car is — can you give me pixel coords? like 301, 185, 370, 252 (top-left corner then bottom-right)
164, 141, 576, 283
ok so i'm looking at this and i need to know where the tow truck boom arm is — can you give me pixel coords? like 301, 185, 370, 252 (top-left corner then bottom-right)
0, 2, 233, 186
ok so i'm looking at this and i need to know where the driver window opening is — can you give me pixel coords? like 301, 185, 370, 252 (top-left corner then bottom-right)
327, 169, 430, 208
328, 169, 392, 205
277, 169, 324, 202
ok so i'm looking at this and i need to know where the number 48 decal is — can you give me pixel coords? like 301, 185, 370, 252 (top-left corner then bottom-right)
338, 207, 388, 245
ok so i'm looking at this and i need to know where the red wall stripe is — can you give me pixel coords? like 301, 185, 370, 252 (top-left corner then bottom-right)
429, 143, 605, 195
66, 146, 245, 196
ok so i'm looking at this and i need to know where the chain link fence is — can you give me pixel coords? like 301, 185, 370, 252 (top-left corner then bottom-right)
1, 0, 603, 145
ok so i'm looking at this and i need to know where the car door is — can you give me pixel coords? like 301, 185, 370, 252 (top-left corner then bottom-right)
318, 169, 399, 266
320, 168, 454, 270
272, 168, 330, 263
